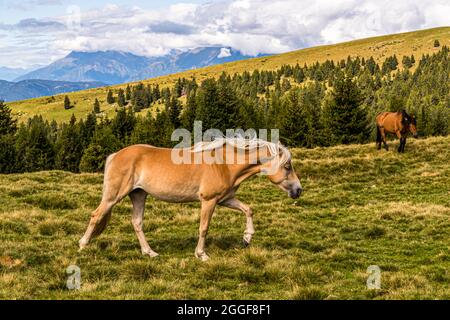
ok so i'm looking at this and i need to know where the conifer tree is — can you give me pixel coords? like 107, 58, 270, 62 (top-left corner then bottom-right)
107, 89, 115, 104
93, 98, 101, 114
56, 114, 83, 172
15, 116, 55, 172
117, 89, 126, 107
168, 95, 182, 128
323, 75, 370, 145
79, 126, 121, 172
0, 100, 17, 135
111, 107, 136, 142
64, 95, 72, 110
125, 85, 132, 100
180, 91, 197, 132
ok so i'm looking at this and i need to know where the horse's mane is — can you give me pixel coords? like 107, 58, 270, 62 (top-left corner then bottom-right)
191, 135, 291, 165
400, 109, 416, 125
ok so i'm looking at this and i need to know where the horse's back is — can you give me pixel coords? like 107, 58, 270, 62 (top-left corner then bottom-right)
376, 112, 391, 125
376, 111, 405, 134
109, 144, 205, 201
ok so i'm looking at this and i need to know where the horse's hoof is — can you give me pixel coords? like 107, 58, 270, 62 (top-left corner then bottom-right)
243, 234, 252, 247
142, 250, 159, 258
78, 239, 88, 252
195, 251, 210, 261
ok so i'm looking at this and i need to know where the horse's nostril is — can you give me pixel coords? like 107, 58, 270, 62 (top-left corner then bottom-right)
291, 187, 302, 198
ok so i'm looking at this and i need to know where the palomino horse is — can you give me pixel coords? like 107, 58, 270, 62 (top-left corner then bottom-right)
376, 110, 418, 153
79, 137, 302, 261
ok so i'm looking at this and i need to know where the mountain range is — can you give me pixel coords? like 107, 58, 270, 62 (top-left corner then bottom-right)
0, 46, 260, 101
0, 80, 105, 102
0, 66, 39, 82
14, 47, 261, 85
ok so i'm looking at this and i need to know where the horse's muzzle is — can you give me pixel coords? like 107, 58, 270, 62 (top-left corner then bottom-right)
289, 187, 303, 199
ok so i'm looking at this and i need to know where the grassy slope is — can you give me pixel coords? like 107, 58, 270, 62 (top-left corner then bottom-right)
8, 27, 450, 123
1, 136, 449, 299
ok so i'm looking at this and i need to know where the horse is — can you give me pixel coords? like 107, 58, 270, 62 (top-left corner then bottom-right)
376, 110, 418, 153
79, 137, 303, 261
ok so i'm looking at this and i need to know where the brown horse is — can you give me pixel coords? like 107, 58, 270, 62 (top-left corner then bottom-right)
79, 137, 302, 261
376, 110, 418, 153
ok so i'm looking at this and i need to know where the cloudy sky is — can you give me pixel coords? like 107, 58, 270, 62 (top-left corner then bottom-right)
0, 0, 449, 68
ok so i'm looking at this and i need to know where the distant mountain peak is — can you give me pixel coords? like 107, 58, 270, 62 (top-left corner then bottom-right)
16, 47, 264, 85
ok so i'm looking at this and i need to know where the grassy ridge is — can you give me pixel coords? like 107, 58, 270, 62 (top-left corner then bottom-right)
8, 27, 450, 123
1, 136, 449, 299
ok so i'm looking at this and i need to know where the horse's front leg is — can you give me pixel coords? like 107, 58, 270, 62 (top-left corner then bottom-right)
195, 199, 217, 261
220, 197, 254, 247
400, 137, 407, 153
396, 131, 403, 153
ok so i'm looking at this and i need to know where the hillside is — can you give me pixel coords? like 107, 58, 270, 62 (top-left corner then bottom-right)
1, 135, 449, 299
0, 79, 106, 102
7, 26, 450, 123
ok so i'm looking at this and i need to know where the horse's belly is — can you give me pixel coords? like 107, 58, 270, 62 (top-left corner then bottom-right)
136, 172, 201, 203
149, 190, 200, 203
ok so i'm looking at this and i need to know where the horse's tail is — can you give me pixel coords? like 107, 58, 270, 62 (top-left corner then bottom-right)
376, 126, 382, 144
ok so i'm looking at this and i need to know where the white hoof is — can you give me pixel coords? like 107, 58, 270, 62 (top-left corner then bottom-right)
195, 251, 210, 261
142, 250, 159, 258
78, 239, 88, 252
243, 234, 252, 247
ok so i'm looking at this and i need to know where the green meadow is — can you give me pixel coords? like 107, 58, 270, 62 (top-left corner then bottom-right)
0, 135, 449, 299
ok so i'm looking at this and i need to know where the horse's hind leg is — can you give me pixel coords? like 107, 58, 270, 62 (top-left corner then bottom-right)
79, 160, 134, 251
380, 128, 389, 150
376, 126, 382, 150
79, 197, 117, 251
129, 189, 158, 257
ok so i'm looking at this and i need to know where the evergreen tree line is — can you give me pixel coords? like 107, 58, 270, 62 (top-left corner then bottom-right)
0, 47, 448, 173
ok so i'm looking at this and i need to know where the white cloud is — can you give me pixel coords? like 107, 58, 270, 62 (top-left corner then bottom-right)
2, 0, 450, 68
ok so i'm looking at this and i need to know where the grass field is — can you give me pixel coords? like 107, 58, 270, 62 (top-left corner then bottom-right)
8, 26, 450, 123
1, 135, 449, 299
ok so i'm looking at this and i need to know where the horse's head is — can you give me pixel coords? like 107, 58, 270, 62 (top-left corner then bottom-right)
260, 145, 303, 199
401, 110, 418, 138
409, 115, 418, 138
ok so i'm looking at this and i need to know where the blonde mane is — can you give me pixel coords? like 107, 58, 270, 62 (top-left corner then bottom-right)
191, 135, 291, 165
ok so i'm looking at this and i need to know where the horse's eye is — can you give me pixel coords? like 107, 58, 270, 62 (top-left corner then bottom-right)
284, 164, 291, 171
